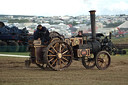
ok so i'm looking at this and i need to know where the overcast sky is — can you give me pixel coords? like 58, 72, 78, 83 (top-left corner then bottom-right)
0, 0, 128, 16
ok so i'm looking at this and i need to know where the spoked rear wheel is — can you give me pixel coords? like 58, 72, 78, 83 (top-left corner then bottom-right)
44, 40, 73, 71
82, 53, 96, 69
96, 51, 111, 70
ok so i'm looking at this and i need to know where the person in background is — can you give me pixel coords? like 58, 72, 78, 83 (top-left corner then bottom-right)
0, 21, 5, 28
34, 25, 50, 45
76, 30, 83, 37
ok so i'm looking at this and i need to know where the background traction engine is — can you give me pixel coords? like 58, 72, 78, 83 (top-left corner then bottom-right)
26, 10, 111, 71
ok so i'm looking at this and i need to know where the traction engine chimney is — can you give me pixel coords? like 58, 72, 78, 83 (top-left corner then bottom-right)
89, 10, 96, 41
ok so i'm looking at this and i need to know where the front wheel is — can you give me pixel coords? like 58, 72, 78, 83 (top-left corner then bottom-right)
95, 51, 111, 70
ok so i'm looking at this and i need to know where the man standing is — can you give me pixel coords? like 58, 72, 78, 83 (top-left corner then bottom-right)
34, 25, 50, 45
76, 30, 83, 37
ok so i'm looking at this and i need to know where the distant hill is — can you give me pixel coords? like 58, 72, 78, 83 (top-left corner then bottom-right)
0, 14, 35, 18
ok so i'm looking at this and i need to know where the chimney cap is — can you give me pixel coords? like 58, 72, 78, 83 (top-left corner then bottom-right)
89, 10, 96, 12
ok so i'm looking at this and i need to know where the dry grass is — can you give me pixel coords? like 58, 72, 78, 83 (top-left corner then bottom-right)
0, 55, 128, 85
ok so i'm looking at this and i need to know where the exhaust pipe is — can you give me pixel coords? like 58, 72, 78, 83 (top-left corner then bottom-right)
89, 10, 96, 41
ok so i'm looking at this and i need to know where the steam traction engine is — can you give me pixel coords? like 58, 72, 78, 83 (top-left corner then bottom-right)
27, 10, 111, 71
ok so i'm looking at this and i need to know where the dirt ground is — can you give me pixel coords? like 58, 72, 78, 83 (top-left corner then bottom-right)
0, 55, 128, 85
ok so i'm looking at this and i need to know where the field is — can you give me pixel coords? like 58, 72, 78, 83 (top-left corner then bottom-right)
111, 34, 128, 44
0, 55, 128, 85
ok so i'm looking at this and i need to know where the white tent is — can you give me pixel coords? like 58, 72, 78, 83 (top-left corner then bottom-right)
118, 21, 128, 31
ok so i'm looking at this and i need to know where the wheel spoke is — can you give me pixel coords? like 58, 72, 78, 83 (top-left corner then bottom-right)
59, 59, 62, 68
61, 45, 66, 53
62, 57, 69, 62
47, 55, 56, 57
48, 50, 54, 54
48, 57, 55, 62
60, 59, 67, 65
98, 58, 102, 61
87, 62, 90, 66
101, 63, 105, 67
84, 59, 88, 61
62, 50, 69, 55
90, 62, 94, 66
54, 43, 59, 51
51, 59, 57, 66
63, 55, 71, 57
99, 62, 103, 67
88, 61, 93, 66
51, 46, 58, 53
84, 57, 88, 61
86, 62, 89, 66
59, 43, 62, 53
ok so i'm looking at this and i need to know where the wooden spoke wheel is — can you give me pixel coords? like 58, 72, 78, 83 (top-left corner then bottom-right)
44, 40, 73, 71
95, 51, 111, 70
82, 54, 96, 69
